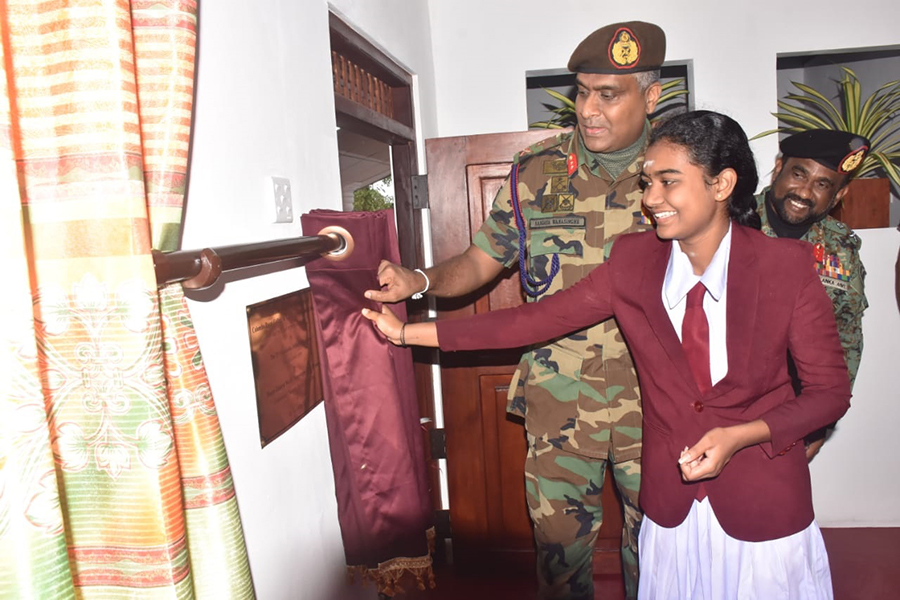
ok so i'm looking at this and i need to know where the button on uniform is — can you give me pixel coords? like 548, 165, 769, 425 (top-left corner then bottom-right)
692, 400, 704, 413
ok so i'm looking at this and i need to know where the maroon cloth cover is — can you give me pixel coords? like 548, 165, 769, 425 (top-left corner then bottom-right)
301, 209, 432, 577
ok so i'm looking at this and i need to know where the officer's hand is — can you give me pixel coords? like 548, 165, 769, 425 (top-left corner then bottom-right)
364, 260, 426, 303
805, 438, 825, 462
361, 305, 404, 345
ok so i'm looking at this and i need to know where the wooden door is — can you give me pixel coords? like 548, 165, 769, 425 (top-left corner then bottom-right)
426, 131, 625, 578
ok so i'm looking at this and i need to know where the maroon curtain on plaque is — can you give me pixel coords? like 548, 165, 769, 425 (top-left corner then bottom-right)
301, 209, 434, 594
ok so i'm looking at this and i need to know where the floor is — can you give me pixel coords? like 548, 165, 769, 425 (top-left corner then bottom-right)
400, 528, 900, 600
821, 527, 900, 600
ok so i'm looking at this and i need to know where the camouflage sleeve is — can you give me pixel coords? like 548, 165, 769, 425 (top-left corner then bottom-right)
836, 243, 868, 390
472, 174, 520, 268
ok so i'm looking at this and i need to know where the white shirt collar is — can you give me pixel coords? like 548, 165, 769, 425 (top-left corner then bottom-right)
664, 223, 732, 309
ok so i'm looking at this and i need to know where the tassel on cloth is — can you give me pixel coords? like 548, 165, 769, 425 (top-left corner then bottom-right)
346, 527, 437, 595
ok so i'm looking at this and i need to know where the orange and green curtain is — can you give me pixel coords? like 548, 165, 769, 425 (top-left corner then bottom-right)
0, 1, 253, 597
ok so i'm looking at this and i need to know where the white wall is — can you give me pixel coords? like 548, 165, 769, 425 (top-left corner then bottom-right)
810, 228, 900, 525
425, 0, 900, 526
426, 0, 898, 180
183, 1, 435, 598
182, 2, 899, 596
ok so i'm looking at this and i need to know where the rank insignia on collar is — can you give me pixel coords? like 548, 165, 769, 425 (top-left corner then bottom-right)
838, 146, 867, 173
567, 152, 578, 176
813, 243, 825, 263
608, 27, 641, 69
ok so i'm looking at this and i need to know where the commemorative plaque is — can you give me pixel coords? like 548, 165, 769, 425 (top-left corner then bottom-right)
246, 288, 323, 447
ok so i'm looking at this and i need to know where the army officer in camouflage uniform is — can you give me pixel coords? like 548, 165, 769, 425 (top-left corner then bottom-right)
365, 21, 666, 600
756, 129, 869, 461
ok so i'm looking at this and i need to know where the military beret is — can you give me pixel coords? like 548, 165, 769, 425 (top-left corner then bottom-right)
780, 130, 870, 174
567, 21, 666, 74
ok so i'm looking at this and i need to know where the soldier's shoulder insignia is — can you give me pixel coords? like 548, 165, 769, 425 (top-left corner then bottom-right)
543, 158, 568, 175
550, 175, 569, 193
822, 217, 862, 250
825, 216, 851, 233
541, 194, 559, 213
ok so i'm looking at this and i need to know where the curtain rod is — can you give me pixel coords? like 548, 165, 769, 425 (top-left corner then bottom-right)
153, 226, 354, 290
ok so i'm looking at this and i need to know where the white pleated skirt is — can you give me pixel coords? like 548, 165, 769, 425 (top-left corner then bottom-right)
638, 498, 833, 600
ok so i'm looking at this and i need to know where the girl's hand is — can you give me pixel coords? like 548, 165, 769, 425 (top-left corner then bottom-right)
678, 420, 771, 481
678, 427, 743, 481
361, 305, 405, 345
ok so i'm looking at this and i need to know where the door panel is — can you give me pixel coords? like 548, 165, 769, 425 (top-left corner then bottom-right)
426, 130, 625, 580
466, 163, 525, 314
478, 373, 531, 544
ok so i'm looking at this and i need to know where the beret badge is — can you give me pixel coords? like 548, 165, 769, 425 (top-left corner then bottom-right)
608, 27, 641, 69
838, 146, 867, 174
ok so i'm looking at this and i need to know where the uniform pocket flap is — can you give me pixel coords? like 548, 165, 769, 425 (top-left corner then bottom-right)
527, 224, 586, 257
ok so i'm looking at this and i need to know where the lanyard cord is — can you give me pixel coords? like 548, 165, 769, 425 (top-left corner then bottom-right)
510, 163, 560, 297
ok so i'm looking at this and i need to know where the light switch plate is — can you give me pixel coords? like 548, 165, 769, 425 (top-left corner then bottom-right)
271, 176, 293, 223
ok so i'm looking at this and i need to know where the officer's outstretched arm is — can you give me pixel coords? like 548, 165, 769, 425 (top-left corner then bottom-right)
365, 245, 504, 303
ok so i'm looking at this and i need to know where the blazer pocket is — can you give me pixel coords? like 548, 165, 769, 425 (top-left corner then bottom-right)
642, 417, 671, 438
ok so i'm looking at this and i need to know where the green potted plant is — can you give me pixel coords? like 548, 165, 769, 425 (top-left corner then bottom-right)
529, 78, 689, 129
753, 66, 900, 227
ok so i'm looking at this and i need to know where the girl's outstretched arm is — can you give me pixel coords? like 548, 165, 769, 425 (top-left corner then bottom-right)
362, 306, 439, 347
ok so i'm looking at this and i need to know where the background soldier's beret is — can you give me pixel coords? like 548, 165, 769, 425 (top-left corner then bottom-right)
567, 21, 666, 74
780, 130, 871, 174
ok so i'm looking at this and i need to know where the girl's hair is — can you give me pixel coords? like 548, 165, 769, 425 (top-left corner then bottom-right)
649, 110, 761, 229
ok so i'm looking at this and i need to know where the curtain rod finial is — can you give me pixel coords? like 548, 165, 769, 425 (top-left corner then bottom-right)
318, 226, 354, 261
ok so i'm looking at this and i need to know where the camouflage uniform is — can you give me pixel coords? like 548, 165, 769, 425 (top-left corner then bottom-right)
473, 128, 652, 600
756, 190, 868, 388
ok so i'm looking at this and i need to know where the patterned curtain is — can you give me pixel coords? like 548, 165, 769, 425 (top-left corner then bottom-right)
0, 1, 253, 597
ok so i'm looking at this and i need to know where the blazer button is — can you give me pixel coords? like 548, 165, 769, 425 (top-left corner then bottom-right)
692, 400, 704, 413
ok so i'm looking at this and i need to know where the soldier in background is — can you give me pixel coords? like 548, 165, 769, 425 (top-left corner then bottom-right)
365, 20, 665, 600
756, 130, 869, 460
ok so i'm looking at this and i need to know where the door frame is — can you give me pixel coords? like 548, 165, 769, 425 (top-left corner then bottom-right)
329, 12, 440, 511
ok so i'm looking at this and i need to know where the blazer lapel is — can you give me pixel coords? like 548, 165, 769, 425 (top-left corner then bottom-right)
638, 240, 701, 395
707, 225, 759, 399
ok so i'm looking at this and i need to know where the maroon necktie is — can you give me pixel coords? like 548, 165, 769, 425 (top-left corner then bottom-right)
682, 282, 712, 395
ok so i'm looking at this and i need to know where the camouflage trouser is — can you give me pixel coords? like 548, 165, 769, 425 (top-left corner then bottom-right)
525, 433, 642, 600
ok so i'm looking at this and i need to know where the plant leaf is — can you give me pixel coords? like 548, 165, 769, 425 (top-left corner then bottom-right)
780, 93, 842, 127
773, 103, 832, 130
749, 128, 796, 140
528, 121, 564, 129
657, 89, 690, 104
870, 152, 900, 190
790, 81, 845, 127
542, 87, 576, 109
839, 67, 862, 133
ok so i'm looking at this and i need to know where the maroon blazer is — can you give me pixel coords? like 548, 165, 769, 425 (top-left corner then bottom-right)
437, 224, 851, 542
